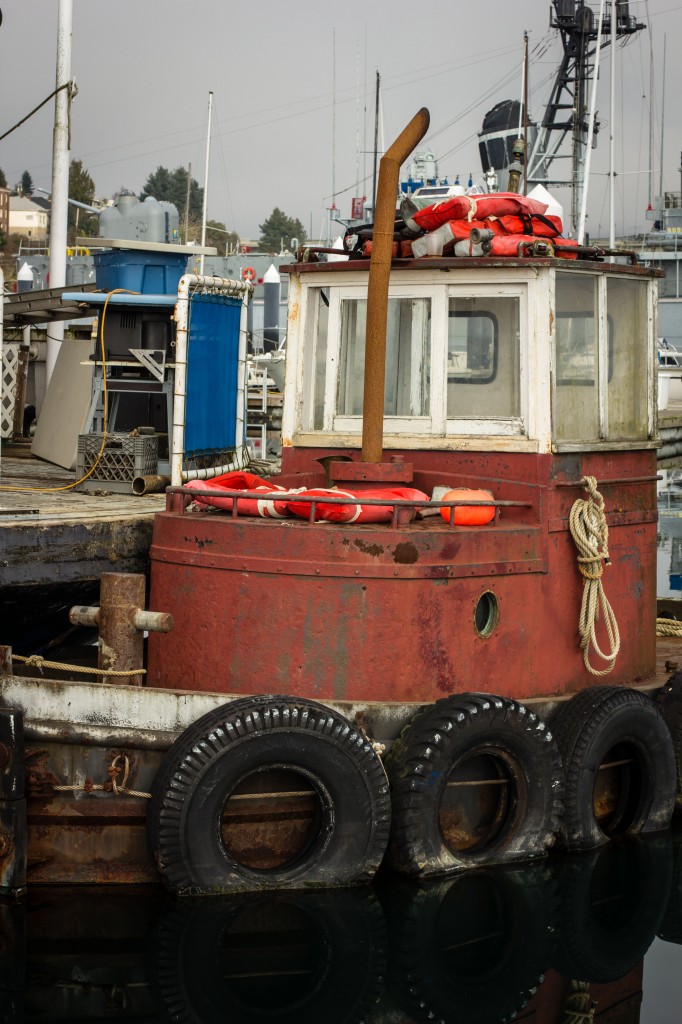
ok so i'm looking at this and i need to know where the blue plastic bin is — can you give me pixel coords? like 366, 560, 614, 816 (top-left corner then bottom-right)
93, 249, 188, 295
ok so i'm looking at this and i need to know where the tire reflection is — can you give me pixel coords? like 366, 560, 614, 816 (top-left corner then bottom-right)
1, 829, 682, 1023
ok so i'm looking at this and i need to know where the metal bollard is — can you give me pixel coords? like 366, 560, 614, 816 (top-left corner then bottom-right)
69, 572, 174, 687
0, 709, 27, 898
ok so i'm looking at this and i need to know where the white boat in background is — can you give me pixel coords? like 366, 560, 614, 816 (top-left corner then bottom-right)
658, 338, 682, 411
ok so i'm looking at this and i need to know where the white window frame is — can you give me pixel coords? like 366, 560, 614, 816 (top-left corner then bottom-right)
445, 283, 529, 438
323, 282, 442, 436
551, 269, 657, 451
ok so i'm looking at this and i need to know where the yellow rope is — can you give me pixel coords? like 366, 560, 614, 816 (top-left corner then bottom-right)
562, 981, 596, 1024
54, 753, 151, 799
657, 617, 682, 637
0, 288, 139, 493
12, 652, 145, 678
568, 476, 621, 676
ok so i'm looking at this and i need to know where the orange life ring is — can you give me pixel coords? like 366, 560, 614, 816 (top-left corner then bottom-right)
241, 266, 256, 282
439, 488, 496, 526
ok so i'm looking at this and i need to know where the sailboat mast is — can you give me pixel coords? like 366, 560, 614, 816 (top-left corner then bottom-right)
199, 91, 213, 276
609, 0, 616, 247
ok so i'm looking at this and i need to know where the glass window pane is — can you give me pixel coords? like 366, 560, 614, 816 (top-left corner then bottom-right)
447, 297, 520, 419
337, 297, 431, 417
607, 278, 648, 439
308, 289, 329, 430
554, 273, 598, 440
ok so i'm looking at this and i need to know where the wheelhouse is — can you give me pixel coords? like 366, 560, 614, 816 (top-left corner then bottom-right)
282, 259, 657, 459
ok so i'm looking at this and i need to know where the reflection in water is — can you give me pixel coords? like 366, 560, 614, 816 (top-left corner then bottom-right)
1, 830, 682, 1023
658, 485, 682, 598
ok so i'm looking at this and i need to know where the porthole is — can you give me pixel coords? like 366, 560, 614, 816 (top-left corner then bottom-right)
475, 591, 499, 638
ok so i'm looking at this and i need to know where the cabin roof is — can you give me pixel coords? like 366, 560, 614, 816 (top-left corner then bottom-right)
282, 256, 662, 279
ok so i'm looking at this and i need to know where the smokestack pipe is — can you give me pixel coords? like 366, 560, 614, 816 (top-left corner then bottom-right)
361, 107, 430, 464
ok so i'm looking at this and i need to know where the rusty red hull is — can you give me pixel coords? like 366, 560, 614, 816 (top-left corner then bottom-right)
147, 449, 657, 703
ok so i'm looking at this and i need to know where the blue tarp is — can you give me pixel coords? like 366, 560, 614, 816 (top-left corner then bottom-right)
185, 294, 242, 455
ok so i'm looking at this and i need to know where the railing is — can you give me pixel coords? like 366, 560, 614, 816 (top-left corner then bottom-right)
165, 485, 531, 527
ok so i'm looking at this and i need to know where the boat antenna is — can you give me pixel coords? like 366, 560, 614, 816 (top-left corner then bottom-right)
372, 70, 380, 214
199, 90, 213, 275
609, 0, 616, 247
523, 30, 529, 194
578, 0, 605, 244
659, 32, 666, 201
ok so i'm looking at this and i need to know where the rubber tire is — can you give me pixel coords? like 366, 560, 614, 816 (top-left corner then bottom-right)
151, 889, 388, 1024
549, 686, 677, 850
385, 693, 564, 877
147, 694, 391, 893
657, 671, 682, 812
384, 862, 553, 1024
552, 833, 674, 983
657, 829, 682, 944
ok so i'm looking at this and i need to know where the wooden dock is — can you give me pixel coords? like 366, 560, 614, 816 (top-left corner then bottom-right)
0, 450, 165, 651
0, 452, 164, 589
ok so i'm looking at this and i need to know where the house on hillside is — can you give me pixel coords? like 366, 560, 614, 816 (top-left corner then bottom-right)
9, 196, 48, 240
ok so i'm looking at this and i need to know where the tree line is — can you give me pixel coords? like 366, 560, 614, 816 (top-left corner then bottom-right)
0, 161, 307, 253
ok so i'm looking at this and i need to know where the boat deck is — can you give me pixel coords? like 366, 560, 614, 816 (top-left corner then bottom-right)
0, 452, 164, 590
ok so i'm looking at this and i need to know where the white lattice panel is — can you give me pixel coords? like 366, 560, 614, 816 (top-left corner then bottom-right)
1, 343, 18, 440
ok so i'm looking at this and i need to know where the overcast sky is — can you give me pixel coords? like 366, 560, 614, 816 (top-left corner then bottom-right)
1, 0, 681, 241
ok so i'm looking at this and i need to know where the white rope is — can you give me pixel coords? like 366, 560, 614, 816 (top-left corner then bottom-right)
568, 476, 621, 676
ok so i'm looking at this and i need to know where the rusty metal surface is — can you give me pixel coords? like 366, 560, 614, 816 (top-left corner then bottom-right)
98, 573, 146, 686
148, 449, 657, 703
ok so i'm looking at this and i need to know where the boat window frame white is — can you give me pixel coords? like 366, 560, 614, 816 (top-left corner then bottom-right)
551, 269, 656, 451
320, 282, 443, 436
444, 283, 529, 438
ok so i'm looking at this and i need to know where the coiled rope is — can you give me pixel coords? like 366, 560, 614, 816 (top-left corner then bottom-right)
568, 476, 621, 676
657, 617, 682, 637
562, 980, 596, 1024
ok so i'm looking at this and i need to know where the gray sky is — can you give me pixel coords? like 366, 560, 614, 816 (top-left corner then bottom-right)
1, 0, 681, 240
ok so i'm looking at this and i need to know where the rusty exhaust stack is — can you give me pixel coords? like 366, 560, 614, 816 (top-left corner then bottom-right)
361, 107, 430, 464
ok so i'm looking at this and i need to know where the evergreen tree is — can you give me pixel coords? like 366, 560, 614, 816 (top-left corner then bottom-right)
68, 159, 98, 241
20, 169, 33, 195
258, 208, 306, 252
140, 165, 203, 221
0, 167, 7, 189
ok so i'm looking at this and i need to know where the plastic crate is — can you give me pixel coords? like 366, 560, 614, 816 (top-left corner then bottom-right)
76, 433, 158, 491
93, 249, 187, 294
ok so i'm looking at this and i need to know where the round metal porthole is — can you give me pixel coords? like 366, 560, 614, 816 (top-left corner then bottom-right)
475, 592, 499, 638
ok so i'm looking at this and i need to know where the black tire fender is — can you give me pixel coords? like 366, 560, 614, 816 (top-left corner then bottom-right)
384, 693, 564, 877
147, 695, 391, 893
552, 833, 674, 983
151, 889, 388, 1024
550, 686, 677, 850
384, 862, 554, 1024
657, 670, 682, 813
657, 830, 682, 945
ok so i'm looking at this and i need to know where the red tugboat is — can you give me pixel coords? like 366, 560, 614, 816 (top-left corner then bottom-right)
0, 109, 680, 895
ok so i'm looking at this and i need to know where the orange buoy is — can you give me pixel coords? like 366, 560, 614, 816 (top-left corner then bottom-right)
439, 488, 496, 526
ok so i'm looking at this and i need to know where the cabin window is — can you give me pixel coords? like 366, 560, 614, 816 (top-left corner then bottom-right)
554, 273, 599, 440
336, 297, 431, 417
446, 296, 520, 422
554, 272, 650, 444
606, 277, 648, 439
304, 289, 329, 430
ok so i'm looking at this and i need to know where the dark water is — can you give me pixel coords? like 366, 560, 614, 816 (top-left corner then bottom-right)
2, 493, 682, 1022
2, 830, 682, 1023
